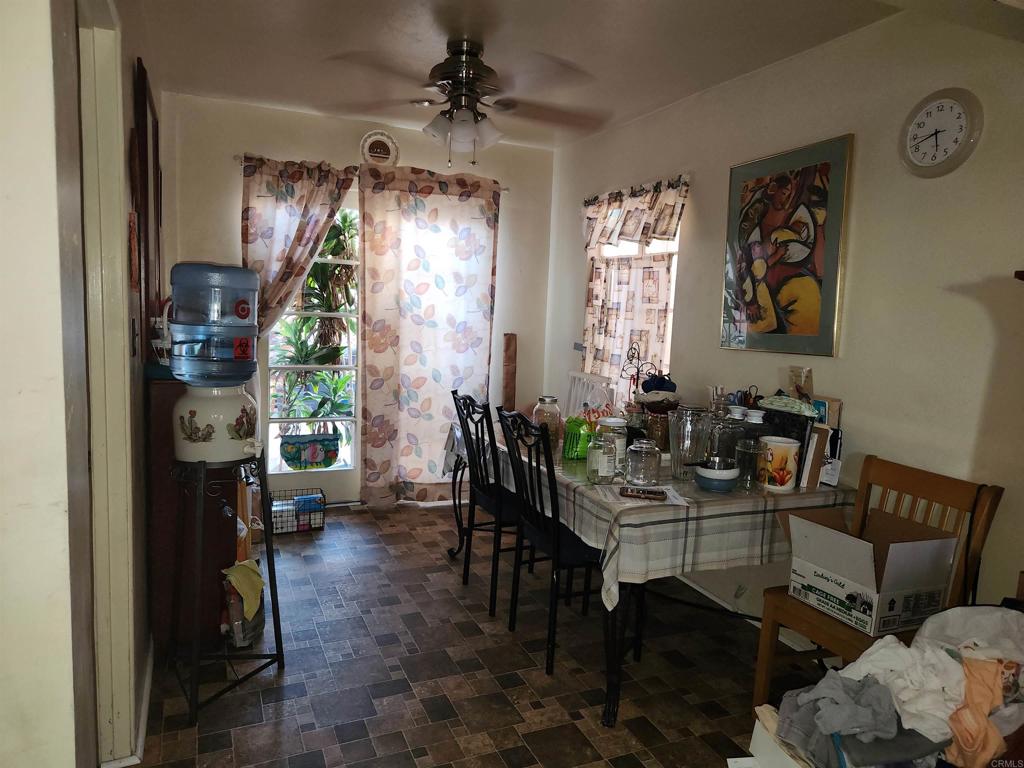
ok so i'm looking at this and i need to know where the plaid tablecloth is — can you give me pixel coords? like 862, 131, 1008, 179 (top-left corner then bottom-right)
443, 424, 856, 610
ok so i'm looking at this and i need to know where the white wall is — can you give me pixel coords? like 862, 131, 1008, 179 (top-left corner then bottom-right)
546, 12, 1024, 602
0, 2, 81, 766
161, 93, 554, 411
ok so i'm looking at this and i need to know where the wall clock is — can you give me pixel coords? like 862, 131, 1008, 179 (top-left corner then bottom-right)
900, 88, 983, 178
360, 130, 399, 166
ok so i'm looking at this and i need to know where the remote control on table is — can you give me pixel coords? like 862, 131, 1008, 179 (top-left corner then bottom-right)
619, 486, 667, 501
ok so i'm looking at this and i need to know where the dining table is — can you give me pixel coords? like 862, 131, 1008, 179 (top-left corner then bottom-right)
442, 423, 856, 726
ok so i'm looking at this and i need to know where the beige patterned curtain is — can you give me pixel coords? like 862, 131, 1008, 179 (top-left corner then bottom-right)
581, 176, 689, 404
359, 166, 500, 506
240, 156, 358, 334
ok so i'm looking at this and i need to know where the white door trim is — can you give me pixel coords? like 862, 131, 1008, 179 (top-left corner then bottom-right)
80, 10, 148, 764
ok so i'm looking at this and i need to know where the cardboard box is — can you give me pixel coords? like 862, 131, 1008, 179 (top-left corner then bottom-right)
798, 423, 830, 488
784, 508, 957, 635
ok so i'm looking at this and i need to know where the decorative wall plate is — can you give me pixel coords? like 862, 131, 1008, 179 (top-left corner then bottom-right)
360, 131, 399, 166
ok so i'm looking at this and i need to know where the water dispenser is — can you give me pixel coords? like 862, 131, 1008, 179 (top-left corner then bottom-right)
169, 263, 259, 387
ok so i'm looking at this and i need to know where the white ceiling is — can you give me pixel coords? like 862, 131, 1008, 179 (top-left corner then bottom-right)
133, 0, 901, 148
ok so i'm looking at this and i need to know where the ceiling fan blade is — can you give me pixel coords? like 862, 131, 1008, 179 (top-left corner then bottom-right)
321, 97, 445, 114
498, 51, 595, 94
489, 98, 608, 131
323, 50, 434, 89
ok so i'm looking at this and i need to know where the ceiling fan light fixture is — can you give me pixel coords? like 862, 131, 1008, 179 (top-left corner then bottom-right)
423, 112, 451, 144
450, 108, 477, 143
475, 115, 502, 149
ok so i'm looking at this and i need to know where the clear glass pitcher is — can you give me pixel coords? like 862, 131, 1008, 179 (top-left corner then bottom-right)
706, 416, 747, 463
669, 406, 710, 481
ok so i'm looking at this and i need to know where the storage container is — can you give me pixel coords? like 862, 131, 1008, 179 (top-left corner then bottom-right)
169, 263, 260, 387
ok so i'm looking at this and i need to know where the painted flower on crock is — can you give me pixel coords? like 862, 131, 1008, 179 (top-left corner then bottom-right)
367, 319, 399, 354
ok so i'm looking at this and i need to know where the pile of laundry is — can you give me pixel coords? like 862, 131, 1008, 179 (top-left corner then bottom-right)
756, 606, 1024, 768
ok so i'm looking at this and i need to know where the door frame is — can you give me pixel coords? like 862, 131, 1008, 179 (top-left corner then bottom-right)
79, 1, 151, 764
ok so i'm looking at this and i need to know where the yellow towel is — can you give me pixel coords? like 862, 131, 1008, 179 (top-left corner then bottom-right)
221, 559, 265, 621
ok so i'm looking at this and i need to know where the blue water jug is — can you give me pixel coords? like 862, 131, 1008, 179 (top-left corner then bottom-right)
169, 263, 259, 387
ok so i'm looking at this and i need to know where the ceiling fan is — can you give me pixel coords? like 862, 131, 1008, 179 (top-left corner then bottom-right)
328, 39, 606, 164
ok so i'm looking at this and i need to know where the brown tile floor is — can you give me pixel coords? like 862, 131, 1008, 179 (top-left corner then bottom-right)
142, 505, 816, 768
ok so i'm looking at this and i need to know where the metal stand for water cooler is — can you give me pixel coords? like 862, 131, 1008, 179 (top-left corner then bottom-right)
169, 454, 285, 725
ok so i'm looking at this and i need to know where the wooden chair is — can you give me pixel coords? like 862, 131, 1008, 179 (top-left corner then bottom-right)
753, 454, 1004, 707
497, 407, 613, 674
451, 391, 535, 617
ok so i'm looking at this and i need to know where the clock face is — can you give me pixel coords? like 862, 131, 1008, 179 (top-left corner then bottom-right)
900, 88, 982, 177
905, 98, 968, 167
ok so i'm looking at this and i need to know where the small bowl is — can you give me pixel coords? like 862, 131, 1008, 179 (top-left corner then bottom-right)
727, 405, 748, 419
700, 457, 738, 475
695, 473, 739, 493
745, 409, 765, 423
695, 459, 740, 492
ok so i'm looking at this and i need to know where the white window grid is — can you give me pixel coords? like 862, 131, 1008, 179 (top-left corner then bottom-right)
267, 254, 360, 473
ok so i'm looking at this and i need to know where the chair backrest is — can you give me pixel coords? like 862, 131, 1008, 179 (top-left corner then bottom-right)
496, 408, 561, 554
851, 454, 1004, 606
566, 371, 614, 416
451, 390, 502, 497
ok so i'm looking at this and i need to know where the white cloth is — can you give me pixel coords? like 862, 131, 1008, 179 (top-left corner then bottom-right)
840, 634, 964, 742
914, 607, 1024, 664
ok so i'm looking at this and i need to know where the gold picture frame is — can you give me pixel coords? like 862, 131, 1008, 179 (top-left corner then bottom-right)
720, 134, 851, 356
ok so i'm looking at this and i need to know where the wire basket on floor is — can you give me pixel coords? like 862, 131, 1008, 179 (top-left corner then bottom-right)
269, 487, 326, 534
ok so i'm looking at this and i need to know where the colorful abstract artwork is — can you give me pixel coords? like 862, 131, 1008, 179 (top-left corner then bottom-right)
721, 135, 851, 355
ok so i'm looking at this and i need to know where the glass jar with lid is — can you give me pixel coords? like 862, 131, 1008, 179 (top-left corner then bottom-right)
626, 439, 661, 487
532, 395, 562, 454
586, 432, 617, 484
596, 416, 628, 475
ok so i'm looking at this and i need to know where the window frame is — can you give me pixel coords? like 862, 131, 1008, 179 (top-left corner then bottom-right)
594, 235, 679, 393
266, 251, 360, 474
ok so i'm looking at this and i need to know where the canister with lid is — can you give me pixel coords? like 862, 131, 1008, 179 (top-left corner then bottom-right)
596, 416, 628, 475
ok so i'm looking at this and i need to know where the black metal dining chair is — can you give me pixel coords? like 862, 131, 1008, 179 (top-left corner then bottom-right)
497, 407, 608, 674
451, 391, 534, 617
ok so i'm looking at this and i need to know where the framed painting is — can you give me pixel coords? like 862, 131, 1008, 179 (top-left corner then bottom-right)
720, 134, 851, 355
132, 57, 162, 361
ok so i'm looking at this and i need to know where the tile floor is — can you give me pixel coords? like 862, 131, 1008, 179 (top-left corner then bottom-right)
142, 504, 816, 768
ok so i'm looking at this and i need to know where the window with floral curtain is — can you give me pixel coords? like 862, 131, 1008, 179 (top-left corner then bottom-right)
240, 156, 358, 333
359, 166, 500, 506
581, 176, 690, 404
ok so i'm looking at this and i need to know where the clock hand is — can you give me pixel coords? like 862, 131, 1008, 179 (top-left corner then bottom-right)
910, 130, 939, 151
911, 129, 947, 152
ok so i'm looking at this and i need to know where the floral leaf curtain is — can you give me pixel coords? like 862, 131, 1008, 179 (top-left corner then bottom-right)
240, 156, 358, 334
359, 166, 500, 505
581, 176, 690, 404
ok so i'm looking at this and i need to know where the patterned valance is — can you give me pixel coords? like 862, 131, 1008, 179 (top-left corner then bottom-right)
582, 174, 690, 253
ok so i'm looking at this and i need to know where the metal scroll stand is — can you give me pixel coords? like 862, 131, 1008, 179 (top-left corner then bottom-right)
619, 341, 656, 402
168, 450, 285, 725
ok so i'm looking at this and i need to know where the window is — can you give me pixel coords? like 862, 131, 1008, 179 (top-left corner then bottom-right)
583, 235, 679, 404
266, 210, 359, 473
